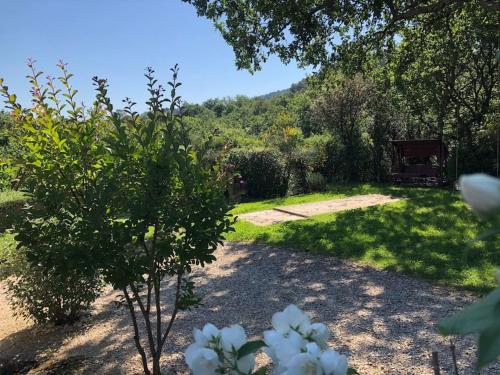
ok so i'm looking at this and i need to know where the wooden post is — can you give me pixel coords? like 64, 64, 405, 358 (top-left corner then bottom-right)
432, 350, 441, 375
450, 339, 460, 375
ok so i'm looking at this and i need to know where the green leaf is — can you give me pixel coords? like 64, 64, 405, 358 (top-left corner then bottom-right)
8, 94, 16, 103
251, 367, 267, 375
237, 340, 266, 359
347, 368, 359, 375
439, 287, 500, 367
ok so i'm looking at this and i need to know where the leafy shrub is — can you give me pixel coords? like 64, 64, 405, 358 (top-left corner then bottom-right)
0, 190, 27, 232
287, 153, 309, 196
0, 112, 21, 190
227, 148, 287, 198
1, 61, 107, 325
307, 172, 327, 192
0, 242, 101, 325
2, 62, 234, 375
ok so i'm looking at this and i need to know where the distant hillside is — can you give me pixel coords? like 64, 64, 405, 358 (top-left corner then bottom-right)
257, 78, 307, 99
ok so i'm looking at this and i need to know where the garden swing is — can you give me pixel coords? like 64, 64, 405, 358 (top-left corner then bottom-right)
390, 139, 448, 185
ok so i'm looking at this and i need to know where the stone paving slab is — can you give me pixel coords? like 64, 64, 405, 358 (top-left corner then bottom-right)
238, 194, 401, 226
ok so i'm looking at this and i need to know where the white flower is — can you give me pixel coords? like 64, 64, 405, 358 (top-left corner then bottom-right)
202, 323, 220, 340
193, 323, 220, 347
319, 350, 348, 375
460, 173, 500, 217
234, 353, 255, 375
306, 323, 330, 347
283, 352, 321, 375
264, 329, 306, 374
272, 305, 312, 335
221, 325, 247, 352
305, 342, 321, 357
185, 346, 220, 375
193, 329, 208, 346
264, 329, 305, 364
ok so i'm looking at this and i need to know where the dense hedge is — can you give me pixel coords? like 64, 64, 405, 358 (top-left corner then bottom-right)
227, 149, 288, 198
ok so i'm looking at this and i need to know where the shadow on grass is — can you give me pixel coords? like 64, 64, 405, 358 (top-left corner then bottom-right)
231, 185, 499, 291
0, 186, 497, 373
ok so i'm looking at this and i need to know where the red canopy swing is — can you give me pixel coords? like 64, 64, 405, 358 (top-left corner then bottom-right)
391, 139, 448, 185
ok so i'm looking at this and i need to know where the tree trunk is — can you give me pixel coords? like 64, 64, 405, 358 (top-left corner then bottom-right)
152, 355, 161, 375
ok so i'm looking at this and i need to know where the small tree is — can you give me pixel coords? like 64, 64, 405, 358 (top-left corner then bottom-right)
2, 62, 234, 374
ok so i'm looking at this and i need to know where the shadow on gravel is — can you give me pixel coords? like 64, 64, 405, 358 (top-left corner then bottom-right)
0, 241, 497, 374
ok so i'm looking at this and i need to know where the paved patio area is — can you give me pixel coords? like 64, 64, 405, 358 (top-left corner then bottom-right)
238, 194, 401, 225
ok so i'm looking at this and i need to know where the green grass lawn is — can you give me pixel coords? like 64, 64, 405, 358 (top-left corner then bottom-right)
228, 184, 500, 292
1, 186, 498, 292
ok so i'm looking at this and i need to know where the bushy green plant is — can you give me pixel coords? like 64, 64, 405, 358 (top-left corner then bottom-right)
0, 243, 101, 325
2, 62, 234, 374
286, 153, 309, 196
306, 172, 327, 192
1, 61, 105, 325
0, 112, 21, 190
227, 148, 287, 198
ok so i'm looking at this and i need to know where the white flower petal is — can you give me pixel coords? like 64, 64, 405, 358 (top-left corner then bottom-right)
236, 353, 255, 374
305, 342, 321, 357
320, 350, 348, 375
308, 323, 330, 347
221, 325, 247, 352
274, 330, 305, 364
202, 323, 220, 341
285, 352, 321, 375
460, 174, 500, 216
186, 347, 219, 375
194, 328, 208, 346
272, 305, 311, 335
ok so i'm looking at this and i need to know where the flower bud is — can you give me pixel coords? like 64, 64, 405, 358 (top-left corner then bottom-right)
459, 174, 500, 217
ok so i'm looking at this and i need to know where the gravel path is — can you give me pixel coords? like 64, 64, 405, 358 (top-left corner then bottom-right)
0, 243, 497, 374
238, 194, 401, 225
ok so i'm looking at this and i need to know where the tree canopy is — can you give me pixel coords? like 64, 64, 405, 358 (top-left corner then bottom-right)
183, 0, 499, 71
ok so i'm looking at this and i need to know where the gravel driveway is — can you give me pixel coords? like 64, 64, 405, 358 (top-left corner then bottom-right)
0, 242, 497, 374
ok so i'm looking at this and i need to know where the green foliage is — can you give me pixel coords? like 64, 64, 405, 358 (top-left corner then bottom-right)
306, 172, 327, 192
439, 287, 500, 367
312, 74, 376, 182
183, 0, 495, 71
183, 1, 498, 186
227, 148, 288, 198
2, 62, 234, 374
236, 340, 266, 360
228, 184, 500, 291
394, 3, 498, 177
0, 60, 106, 324
0, 111, 21, 190
0, 192, 98, 326
0, 244, 102, 325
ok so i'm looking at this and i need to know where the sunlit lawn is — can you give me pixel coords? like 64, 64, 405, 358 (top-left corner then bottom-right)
228, 184, 500, 292
1, 186, 498, 292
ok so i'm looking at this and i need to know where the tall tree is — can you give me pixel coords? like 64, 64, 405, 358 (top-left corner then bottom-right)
183, 0, 499, 71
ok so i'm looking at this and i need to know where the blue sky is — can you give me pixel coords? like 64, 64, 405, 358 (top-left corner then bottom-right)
1, 0, 311, 111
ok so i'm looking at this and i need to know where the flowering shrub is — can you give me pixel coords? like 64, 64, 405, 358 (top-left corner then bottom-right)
185, 305, 356, 375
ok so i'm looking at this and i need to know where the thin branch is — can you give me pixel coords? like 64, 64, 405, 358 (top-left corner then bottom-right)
155, 271, 162, 360
160, 271, 183, 348
122, 287, 151, 375
130, 283, 157, 358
